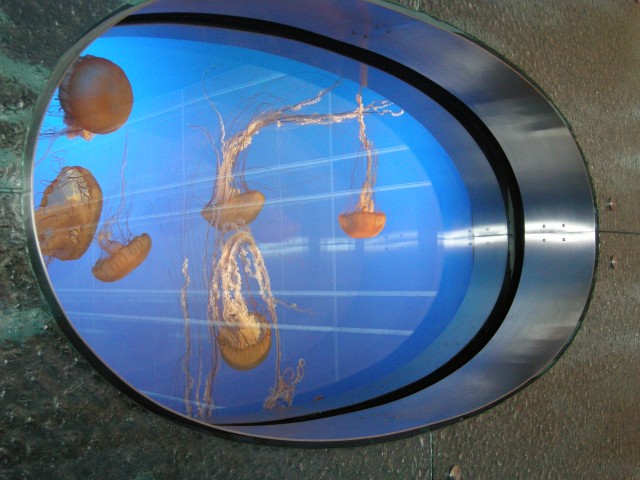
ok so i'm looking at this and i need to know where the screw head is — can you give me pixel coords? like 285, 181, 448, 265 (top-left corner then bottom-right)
608, 256, 619, 269
448, 464, 462, 480
607, 197, 617, 211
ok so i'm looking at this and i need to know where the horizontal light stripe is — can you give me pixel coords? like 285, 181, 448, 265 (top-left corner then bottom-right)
140, 389, 223, 410
59, 288, 437, 298
98, 144, 416, 203
69, 311, 414, 336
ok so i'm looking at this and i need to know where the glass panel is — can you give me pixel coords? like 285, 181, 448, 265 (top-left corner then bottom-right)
32, 22, 506, 425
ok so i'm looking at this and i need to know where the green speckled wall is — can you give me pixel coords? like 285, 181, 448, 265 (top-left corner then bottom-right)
1, 1, 638, 478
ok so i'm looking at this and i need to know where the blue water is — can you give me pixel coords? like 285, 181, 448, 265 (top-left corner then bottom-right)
33, 24, 477, 423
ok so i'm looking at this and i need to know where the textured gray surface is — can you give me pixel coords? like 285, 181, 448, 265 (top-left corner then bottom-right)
433, 234, 640, 478
0, 0, 638, 478
2, 330, 433, 478
410, 0, 640, 235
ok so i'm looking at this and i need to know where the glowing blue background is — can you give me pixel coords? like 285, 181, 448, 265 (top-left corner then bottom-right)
33, 25, 476, 422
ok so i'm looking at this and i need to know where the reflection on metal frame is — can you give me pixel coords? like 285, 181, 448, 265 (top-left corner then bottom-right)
25, 0, 595, 445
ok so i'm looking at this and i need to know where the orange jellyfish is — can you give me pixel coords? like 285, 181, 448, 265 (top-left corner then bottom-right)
92, 231, 151, 282
211, 229, 274, 372
199, 92, 267, 230
58, 55, 133, 140
34, 166, 103, 261
91, 148, 151, 282
209, 229, 305, 409
338, 91, 391, 239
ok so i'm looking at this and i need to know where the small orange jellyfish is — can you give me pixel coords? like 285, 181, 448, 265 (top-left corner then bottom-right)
92, 231, 151, 282
34, 166, 103, 261
58, 55, 133, 140
338, 91, 389, 239
338, 210, 386, 239
91, 147, 151, 282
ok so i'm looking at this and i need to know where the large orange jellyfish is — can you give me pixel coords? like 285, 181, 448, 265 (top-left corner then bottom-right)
34, 166, 103, 261
210, 229, 304, 409
91, 150, 151, 282
58, 55, 133, 140
180, 227, 305, 415
201, 82, 400, 231
338, 91, 396, 239
214, 229, 273, 371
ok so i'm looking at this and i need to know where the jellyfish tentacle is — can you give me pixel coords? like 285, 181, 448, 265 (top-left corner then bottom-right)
97, 230, 125, 256
356, 91, 377, 213
263, 358, 306, 410
180, 258, 194, 417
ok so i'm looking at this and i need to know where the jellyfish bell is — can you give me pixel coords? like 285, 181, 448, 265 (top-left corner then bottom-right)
92, 232, 152, 282
34, 166, 103, 260
201, 189, 265, 229
58, 55, 133, 139
217, 312, 272, 371
338, 210, 386, 239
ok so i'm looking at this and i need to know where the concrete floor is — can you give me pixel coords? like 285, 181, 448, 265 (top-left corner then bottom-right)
0, 0, 638, 478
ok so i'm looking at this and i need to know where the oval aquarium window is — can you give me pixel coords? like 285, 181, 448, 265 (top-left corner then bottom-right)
26, 0, 595, 444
